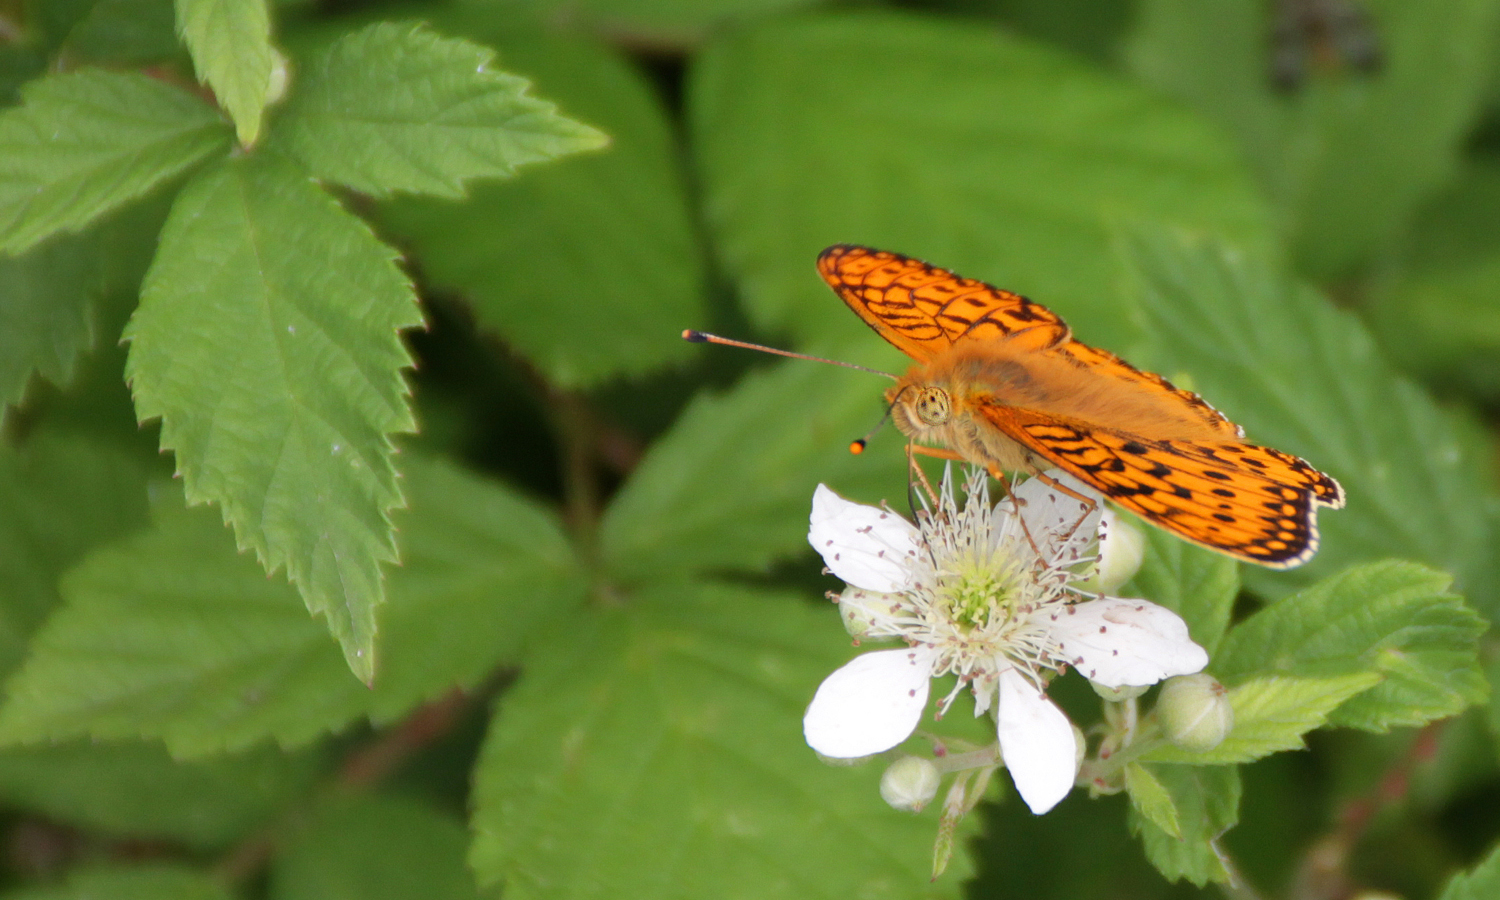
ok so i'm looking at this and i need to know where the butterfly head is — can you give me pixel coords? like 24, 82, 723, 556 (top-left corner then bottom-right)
885, 380, 954, 442
886, 372, 1038, 475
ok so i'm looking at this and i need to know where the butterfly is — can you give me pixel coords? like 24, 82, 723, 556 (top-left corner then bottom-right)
816, 244, 1344, 569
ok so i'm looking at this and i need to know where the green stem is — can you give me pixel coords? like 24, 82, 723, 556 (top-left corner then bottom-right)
211, 687, 483, 886
1078, 716, 1168, 787
549, 387, 602, 574
932, 745, 1000, 774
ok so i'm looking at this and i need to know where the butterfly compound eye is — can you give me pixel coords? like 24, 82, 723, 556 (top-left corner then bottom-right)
914, 388, 952, 426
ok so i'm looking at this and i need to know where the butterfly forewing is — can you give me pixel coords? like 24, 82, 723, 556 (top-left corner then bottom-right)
817, 245, 1070, 362
1055, 342, 1244, 440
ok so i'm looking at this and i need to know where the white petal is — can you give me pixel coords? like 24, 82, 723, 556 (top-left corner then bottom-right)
1047, 597, 1209, 688
996, 669, 1078, 814
970, 669, 998, 718
808, 484, 921, 592
803, 647, 934, 758
1005, 470, 1102, 565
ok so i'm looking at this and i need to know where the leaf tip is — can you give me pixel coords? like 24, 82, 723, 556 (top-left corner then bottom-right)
344, 641, 377, 686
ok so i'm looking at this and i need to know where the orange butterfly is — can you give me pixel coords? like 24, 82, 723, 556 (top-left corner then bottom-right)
815, 244, 1343, 569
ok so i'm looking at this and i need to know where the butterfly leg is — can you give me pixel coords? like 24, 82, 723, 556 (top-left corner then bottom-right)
906, 444, 1056, 560
988, 467, 1052, 563
905, 443, 949, 510
907, 443, 966, 462
1033, 470, 1104, 553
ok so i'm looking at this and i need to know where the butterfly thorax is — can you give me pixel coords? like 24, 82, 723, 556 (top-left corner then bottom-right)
888, 342, 1245, 473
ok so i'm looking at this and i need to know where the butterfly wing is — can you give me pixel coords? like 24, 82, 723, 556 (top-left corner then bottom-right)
818, 245, 1071, 363
1053, 341, 1244, 439
975, 402, 1344, 568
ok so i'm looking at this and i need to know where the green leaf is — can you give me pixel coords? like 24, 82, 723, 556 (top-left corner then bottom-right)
689, 10, 1272, 352
0, 69, 229, 254
1124, 761, 1180, 840
1439, 841, 1500, 900
1126, 764, 1240, 885
0, 456, 584, 756
22, 195, 178, 450
376, 22, 702, 387
1126, 0, 1500, 279
1211, 561, 1488, 731
1367, 160, 1500, 401
358, 455, 586, 724
1121, 516, 1240, 656
0, 865, 231, 900
471, 582, 972, 898
0, 230, 103, 412
271, 794, 480, 900
1487, 653, 1500, 746
175, 0, 273, 146
599, 360, 907, 584
271, 21, 605, 200
23, 0, 97, 49
480, 0, 827, 45
1124, 229, 1500, 611
1145, 672, 1381, 765
0, 740, 318, 848
58, 0, 181, 66
123, 154, 422, 681
0, 46, 46, 107
0, 432, 149, 677
969, 0, 1133, 63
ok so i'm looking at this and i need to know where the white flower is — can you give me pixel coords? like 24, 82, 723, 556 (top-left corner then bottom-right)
1082, 507, 1146, 594
802, 467, 1208, 814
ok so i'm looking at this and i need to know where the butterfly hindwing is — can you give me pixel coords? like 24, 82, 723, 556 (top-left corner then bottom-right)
817, 245, 1071, 363
974, 402, 1343, 568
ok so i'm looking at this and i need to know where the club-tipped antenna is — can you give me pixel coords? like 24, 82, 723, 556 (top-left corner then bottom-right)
848, 405, 895, 456
850, 383, 918, 455
682, 330, 897, 380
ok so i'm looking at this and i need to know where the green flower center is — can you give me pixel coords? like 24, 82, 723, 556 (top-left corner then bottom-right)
942, 555, 1019, 631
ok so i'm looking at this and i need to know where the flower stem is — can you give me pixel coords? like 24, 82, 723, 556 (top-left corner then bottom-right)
548, 387, 604, 578
932, 745, 1001, 774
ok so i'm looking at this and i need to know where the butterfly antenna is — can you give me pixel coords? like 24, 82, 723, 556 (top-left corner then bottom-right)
851, 383, 917, 455
848, 410, 891, 456
682, 330, 897, 380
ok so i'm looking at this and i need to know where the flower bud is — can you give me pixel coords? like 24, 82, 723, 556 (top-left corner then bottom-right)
266, 49, 291, 106
837, 587, 899, 639
1078, 508, 1145, 594
880, 756, 941, 812
1091, 681, 1150, 702
1157, 674, 1233, 752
